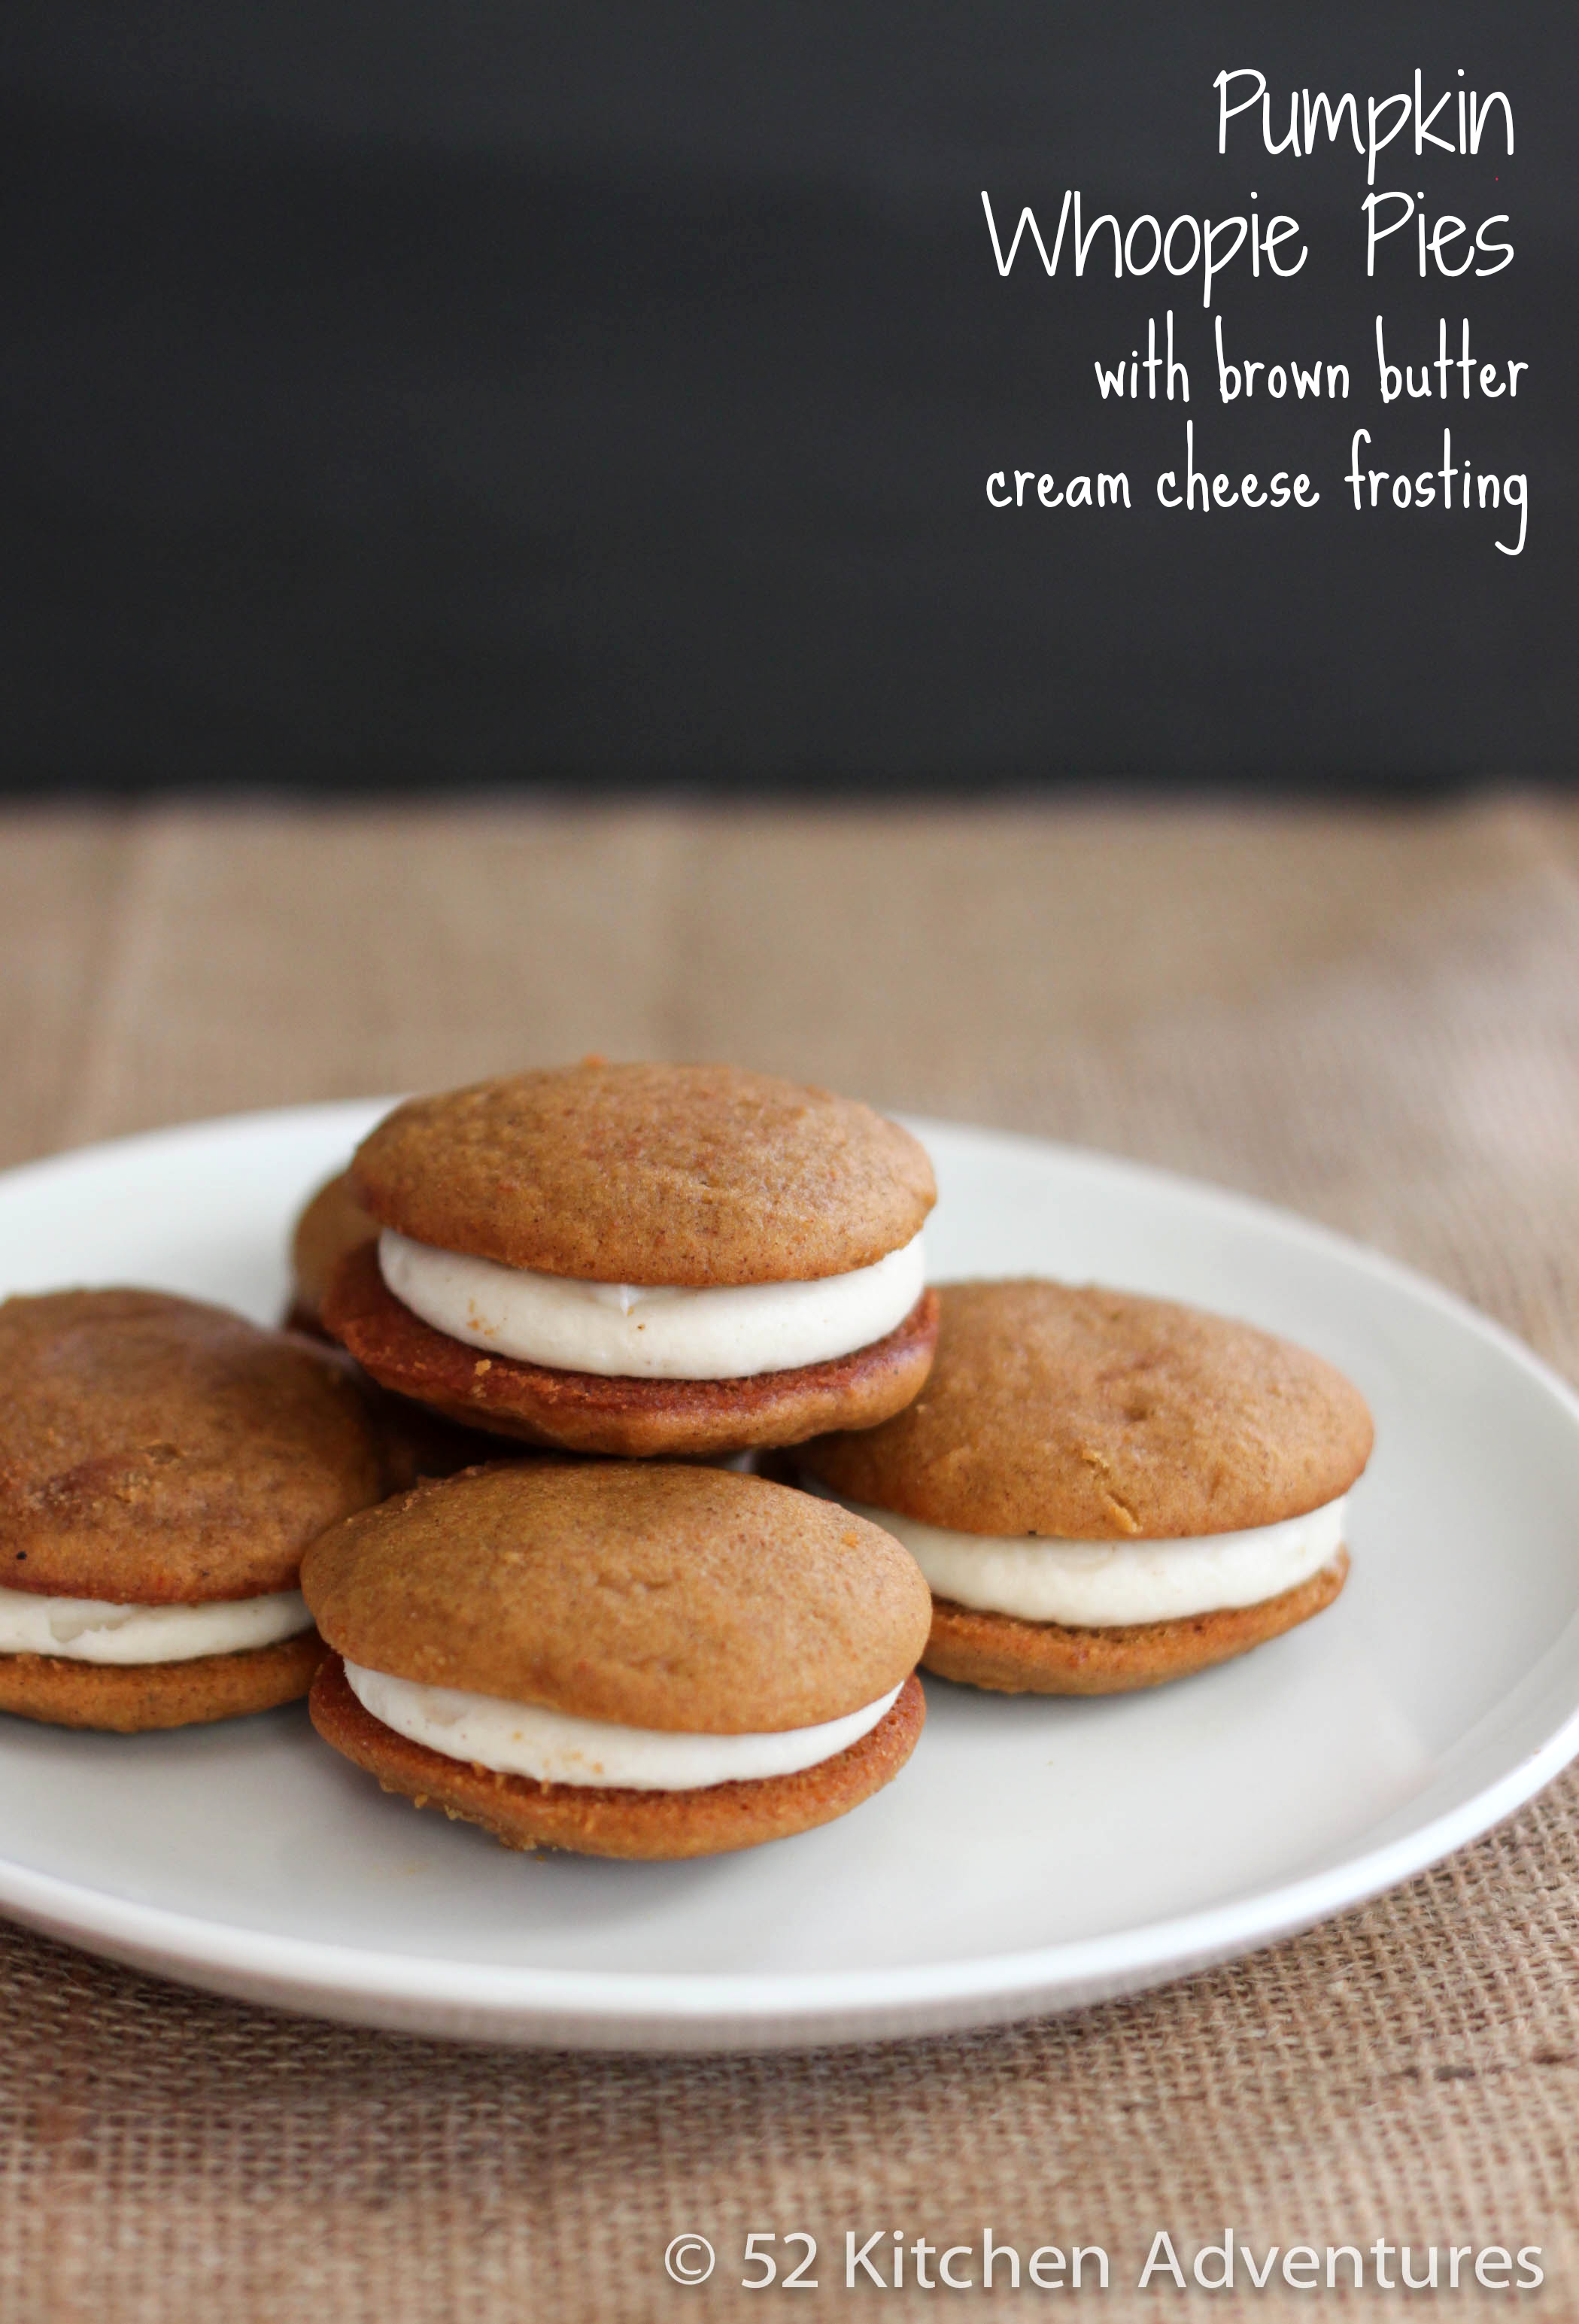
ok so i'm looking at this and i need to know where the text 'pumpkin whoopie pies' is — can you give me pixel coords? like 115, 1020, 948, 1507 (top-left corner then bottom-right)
322, 1062, 940, 1457
0, 1289, 390, 1730
800, 1280, 1374, 1695
302, 1461, 931, 1858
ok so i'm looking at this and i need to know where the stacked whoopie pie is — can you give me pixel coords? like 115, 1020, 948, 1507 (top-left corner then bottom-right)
322, 1061, 939, 1457
302, 1463, 931, 1860
0, 1289, 389, 1730
801, 1280, 1373, 1694
299, 1060, 943, 1855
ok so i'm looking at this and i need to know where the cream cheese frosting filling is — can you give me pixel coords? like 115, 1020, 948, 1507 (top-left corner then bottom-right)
343, 1661, 904, 1790
378, 1226, 927, 1380
0, 1584, 314, 1665
834, 1496, 1348, 1627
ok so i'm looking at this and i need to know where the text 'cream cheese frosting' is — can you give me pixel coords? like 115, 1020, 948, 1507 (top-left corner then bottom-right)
0, 1585, 314, 1665
378, 1227, 927, 1380
834, 1496, 1350, 1627
344, 1661, 904, 1790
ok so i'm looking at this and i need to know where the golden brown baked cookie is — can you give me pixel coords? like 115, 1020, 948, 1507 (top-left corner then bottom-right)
0, 1633, 327, 1731
923, 1554, 1350, 1695
0, 1289, 387, 1602
803, 1279, 1374, 1537
302, 1461, 932, 1857
311, 1657, 926, 1860
800, 1280, 1371, 1695
286, 1169, 377, 1335
325, 1242, 939, 1458
351, 1061, 936, 1286
0, 1288, 390, 1730
303, 1460, 930, 1729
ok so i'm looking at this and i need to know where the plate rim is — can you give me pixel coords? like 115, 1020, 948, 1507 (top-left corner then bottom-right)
2, 1098, 1577, 2048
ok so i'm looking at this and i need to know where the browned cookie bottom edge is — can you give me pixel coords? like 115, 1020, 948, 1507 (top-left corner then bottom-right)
309, 1655, 926, 1858
922, 1551, 1350, 1695
0, 1630, 326, 1731
323, 1241, 939, 1456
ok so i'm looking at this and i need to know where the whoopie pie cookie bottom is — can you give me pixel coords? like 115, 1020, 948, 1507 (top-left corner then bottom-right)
0, 1631, 327, 1732
921, 1551, 1350, 1696
310, 1655, 927, 1859
323, 1242, 940, 1459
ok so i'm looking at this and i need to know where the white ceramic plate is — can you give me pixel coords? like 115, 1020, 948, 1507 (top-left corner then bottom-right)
1, 1102, 1577, 2052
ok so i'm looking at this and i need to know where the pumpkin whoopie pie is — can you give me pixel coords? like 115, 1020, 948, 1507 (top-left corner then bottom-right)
321, 1062, 940, 1458
287, 1168, 377, 1337
0, 1288, 390, 1730
800, 1280, 1373, 1695
303, 1461, 931, 1858
287, 1168, 512, 1485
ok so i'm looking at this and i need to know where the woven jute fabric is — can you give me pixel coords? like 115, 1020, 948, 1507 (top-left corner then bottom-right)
2, 796, 1577, 2319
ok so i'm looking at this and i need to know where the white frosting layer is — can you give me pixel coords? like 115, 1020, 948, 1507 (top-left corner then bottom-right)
344, 1661, 904, 1790
378, 1227, 927, 1380
837, 1496, 1348, 1627
0, 1585, 314, 1665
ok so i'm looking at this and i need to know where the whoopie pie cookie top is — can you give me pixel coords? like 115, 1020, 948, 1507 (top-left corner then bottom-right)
350, 1061, 936, 1287
0, 1289, 389, 1602
290, 1169, 377, 1327
302, 1460, 932, 1733
800, 1279, 1374, 1539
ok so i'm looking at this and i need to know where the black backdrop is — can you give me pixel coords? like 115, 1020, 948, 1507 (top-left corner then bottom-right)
2, 2, 1573, 793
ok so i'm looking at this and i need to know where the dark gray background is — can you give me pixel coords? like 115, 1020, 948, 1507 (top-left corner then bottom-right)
2, 2, 1571, 791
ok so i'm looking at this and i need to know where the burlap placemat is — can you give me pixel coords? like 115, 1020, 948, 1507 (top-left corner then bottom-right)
1, 797, 1576, 2319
